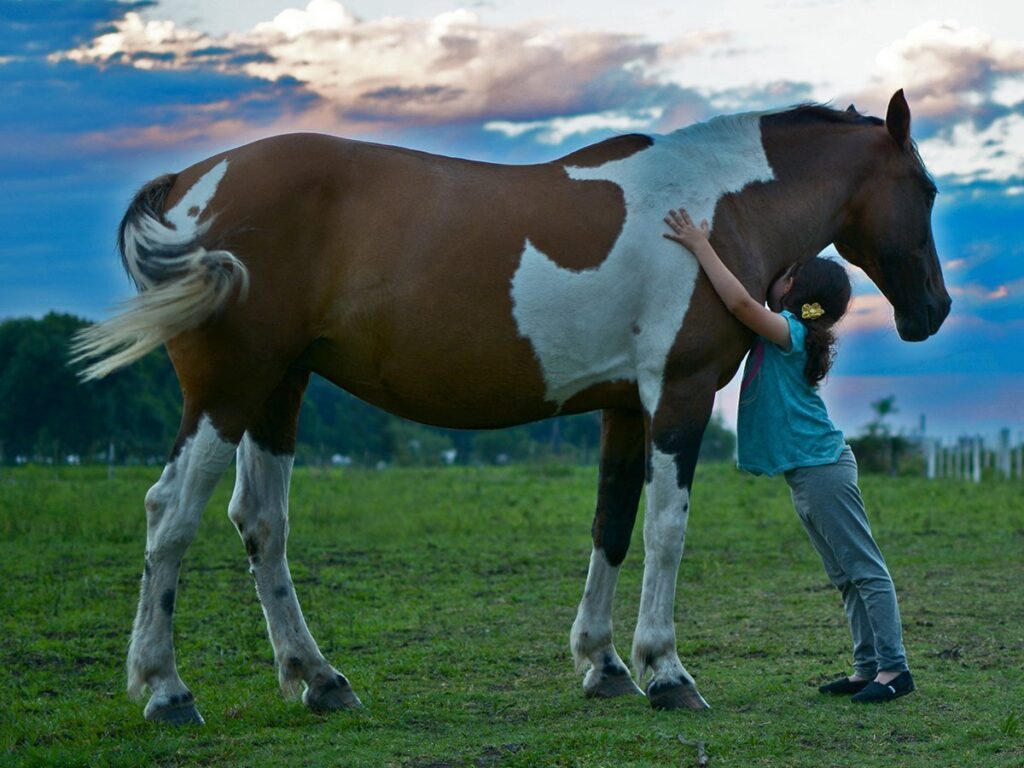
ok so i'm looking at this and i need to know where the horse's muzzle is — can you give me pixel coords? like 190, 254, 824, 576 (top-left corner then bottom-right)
895, 293, 951, 341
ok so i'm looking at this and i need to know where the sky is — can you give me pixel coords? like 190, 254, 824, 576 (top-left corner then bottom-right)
1, 0, 1022, 441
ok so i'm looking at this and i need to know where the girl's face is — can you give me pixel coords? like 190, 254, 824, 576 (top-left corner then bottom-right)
768, 265, 796, 312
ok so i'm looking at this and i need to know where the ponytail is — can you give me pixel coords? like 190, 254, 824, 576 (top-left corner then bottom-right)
802, 320, 838, 386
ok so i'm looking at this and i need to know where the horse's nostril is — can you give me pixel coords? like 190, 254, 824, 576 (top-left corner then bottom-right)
927, 296, 951, 334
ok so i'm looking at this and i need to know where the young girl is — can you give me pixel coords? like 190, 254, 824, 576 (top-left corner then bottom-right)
663, 206, 914, 703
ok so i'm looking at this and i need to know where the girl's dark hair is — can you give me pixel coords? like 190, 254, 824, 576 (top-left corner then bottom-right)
781, 257, 852, 386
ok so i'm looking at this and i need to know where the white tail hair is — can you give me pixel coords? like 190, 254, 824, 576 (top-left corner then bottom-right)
71, 173, 249, 380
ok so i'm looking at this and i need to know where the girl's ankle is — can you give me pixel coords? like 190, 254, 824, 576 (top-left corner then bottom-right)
874, 670, 903, 684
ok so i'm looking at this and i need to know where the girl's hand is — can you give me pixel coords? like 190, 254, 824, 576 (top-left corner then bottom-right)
663, 207, 710, 251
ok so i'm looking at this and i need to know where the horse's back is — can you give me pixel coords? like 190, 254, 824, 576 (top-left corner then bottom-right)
161, 133, 637, 426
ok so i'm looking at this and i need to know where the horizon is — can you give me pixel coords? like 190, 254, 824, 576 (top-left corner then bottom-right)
2, 0, 1022, 442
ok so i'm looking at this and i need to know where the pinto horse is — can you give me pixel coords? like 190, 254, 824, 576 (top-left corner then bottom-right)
74, 89, 949, 724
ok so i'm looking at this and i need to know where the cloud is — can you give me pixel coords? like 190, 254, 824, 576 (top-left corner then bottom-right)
838, 294, 894, 334
485, 107, 664, 145
840, 20, 1024, 190
0, 57, 319, 164
918, 113, 1024, 186
52, 0, 723, 132
821, 373, 1024, 438
704, 79, 816, 112
868, 20, 1024, 126
839, 19, 1024, 191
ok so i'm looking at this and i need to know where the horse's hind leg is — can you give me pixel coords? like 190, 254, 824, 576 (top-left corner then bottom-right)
228, 369, 362, 713
570, 409, 645, 698
127, 410, 237, 724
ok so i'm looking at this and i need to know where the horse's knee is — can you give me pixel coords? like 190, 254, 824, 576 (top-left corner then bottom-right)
227, 486, 250, 533
144, 477, 174, 526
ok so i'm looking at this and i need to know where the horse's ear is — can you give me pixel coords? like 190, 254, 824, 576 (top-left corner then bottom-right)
886, 89, 911, 149
846, 103, 857, 113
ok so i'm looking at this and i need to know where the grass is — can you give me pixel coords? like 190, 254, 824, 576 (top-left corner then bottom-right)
1, 463, 1022, 767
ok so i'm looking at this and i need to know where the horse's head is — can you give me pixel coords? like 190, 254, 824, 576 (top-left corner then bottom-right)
833, 90, 951, 341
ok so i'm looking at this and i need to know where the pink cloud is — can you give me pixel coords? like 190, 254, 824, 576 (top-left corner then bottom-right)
851, 20, 1024, 120
837, 294, 893, 333
53, 0, 720, 132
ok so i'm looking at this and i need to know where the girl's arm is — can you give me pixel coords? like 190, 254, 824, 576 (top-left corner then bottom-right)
664, 207, 791, 350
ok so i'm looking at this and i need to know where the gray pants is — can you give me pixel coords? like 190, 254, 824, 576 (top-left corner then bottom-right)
785, 446, 909, 677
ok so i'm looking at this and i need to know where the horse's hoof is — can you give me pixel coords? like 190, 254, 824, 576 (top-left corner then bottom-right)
646, 678, 710, 711
584, 664, 644, 698
144, 691, 205, 725
303, 672, 363, 713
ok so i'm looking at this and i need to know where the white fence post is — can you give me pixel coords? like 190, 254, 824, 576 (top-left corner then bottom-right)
972, 436, 982, 483
925, 439, 937, 480
998, 429, 1011, 480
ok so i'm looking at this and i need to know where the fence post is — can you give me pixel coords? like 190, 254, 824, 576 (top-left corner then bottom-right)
972, 437, 982, 483
998, 429, 1011, 480
925, 439, 937, 480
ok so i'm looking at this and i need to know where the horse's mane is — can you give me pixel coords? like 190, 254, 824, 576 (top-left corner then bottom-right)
659, 103, 884, 151
782, 102, 885, 127
590, 102, 933, 187
775, 102, 935, 187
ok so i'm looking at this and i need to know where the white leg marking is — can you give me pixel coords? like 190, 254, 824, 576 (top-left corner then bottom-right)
228, 434, 338, 699
511, 113, 774, 412
571, 547, 639, 696
127, 416, 236, 707
571, 547, 622, 671
632, 448, 694, 686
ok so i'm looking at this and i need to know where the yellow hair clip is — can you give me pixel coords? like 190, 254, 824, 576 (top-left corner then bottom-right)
801, 302, 824, 320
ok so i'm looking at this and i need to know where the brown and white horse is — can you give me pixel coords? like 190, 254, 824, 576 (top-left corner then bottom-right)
75, 89, 949, 724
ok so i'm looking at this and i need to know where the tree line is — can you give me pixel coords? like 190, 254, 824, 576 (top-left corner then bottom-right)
0, 314, 736, 467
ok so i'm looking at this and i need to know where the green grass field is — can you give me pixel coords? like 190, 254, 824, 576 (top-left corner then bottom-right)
1, 464, 1022, 767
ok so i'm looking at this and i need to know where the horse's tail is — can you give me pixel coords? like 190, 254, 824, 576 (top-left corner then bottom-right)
71, 172, 249, 381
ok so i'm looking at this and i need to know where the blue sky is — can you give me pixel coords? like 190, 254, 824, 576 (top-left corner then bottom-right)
1, 0, 1022, 440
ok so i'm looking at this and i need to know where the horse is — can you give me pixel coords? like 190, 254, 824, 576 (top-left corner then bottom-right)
73, 89, 950, 724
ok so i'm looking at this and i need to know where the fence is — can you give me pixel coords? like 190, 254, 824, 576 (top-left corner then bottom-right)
923, 428, 1024, 481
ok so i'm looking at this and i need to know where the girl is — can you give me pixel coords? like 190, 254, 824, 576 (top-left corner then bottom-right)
663, 206, 914, 703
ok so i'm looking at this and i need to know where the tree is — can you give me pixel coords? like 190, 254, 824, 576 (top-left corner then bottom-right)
0, 314, 180, 463
866, 395, 898, 437
0, 315, 736, 468
698, 412, 737, 463
849, 395, 907, 475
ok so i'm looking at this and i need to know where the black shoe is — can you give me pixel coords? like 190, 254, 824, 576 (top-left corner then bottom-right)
818, 676, 870, 695
851, 671, 915, 703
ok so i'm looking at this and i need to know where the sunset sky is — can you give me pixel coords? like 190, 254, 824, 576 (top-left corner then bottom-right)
2, 0, 1022, 440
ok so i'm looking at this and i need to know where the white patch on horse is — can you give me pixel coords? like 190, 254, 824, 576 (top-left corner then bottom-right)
164, 159, 228, 233
510, 113, 774, 414
631, 447, 695, 685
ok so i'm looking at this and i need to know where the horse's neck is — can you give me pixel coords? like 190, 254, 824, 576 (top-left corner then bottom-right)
736, 120, 872, 287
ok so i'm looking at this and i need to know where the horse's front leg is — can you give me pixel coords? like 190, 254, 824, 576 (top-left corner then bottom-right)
632, 376, 715, 710
570, 409, 645, 698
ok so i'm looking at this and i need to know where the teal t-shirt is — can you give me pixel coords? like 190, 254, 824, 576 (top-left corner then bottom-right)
736, 310, 845, 476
